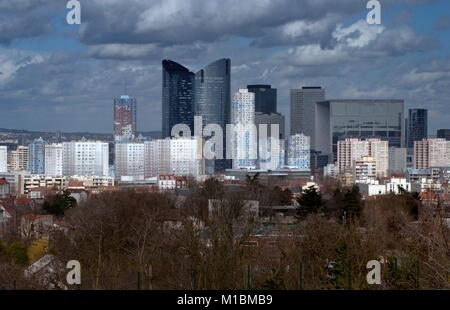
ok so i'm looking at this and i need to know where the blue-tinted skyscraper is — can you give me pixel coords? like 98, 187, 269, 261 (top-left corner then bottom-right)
407, 108, 428, 148
162, 60, 195, 138
28, 137, 46, 174
195, 58, 231, 172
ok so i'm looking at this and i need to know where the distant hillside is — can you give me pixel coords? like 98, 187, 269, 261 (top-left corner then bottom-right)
0, 128, 162, 145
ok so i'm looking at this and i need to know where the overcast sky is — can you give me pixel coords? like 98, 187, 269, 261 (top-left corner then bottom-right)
0, 0, 449, 134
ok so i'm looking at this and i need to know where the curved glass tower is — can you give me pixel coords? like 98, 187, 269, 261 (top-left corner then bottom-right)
194, 58, 231, 172
162, 60, 195, 138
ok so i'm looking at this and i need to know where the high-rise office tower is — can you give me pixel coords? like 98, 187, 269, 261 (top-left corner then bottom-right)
247, 85, 277, 114
0, 146, 7, 173
62, 140, 109, 177
162, 60, 195, 138
290, 87, 325, 149
255, 112, 285, 140
28, 137, 46, 174
45, 143, 63, 177
414, 138, 450, 169
195, 58, 231, 173
114, 95, 137, 143
337, 138, 389, 178
287, 134, 311, 171
231, 89, 257, 169
115, 142, 145, 180
407, 109, 428, 148
316, 99, 405, 161
437, 129, 450, 141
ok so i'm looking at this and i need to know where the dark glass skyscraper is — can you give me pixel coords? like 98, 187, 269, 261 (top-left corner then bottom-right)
247, 85, 277, 114
407, 108, 428, 148
195, 58, 231, 172
437, 129, 450, 141
162, 60, 195, 138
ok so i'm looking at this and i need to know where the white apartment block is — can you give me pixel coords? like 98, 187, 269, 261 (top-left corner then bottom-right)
169, 138, 202, 177
0, 146, 7, 173
68, 175, 115, 188
286, 133, 310, 170
232, 89, 257, 169
8, 146, 29, 171
45, 143, 63, 177
414, 138, 450, 169
62, 140, 109, 177
324, 164, 337, 178
21, 175, 67, 195
337, 138, 388, 178
115, 143, 145, 180
353, 156, 377, 183
144, 139, 170, 178
144, 138, 202, 178
386, 178, 412, 194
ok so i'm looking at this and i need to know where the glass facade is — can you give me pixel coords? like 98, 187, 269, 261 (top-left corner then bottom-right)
407, 108, 428, 148
290, 87, 325, 150
317, 100, 405, 161
195, 59, 231, 172
247, 85, 277, 114
28, 137, 46, 174
162, 60, 195, 138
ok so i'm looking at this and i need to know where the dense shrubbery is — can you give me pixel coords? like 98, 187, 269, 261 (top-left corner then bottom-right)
1, 178, 449, 290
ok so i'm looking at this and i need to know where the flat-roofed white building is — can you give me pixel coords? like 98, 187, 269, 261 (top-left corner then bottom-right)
115, 143, 145, 181
0, 146, 7, 173
337, 138, 388, 178
414, 138, 450, 169
62, 140, 109, 177
144, 138, 203, 178
45, 143, 63, 177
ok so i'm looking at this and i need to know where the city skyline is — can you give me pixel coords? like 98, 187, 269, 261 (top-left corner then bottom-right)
1, 1, 449, 135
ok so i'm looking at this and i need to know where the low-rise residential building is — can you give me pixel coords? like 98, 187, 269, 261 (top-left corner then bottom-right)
357, 183, 386, 196
0, 178, 10, 198
0, 202, 15, 235
386, 178, 412, 194
20, 214, 54, 239
353, 156, 377, 184
158, 175, 188, 191
21, 175, 67, 195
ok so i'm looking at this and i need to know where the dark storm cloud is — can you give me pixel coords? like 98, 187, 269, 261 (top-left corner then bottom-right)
0, 0, 447, 133
0, 0, 58, 45
78, 0, 434, 46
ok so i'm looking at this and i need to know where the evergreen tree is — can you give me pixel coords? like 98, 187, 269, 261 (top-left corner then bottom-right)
297, 185, 325, 218
338, 185, 362, 220
42, 190, 77, 217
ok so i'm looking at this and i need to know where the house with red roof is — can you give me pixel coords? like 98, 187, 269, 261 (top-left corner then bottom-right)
0, 178, 10, 198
